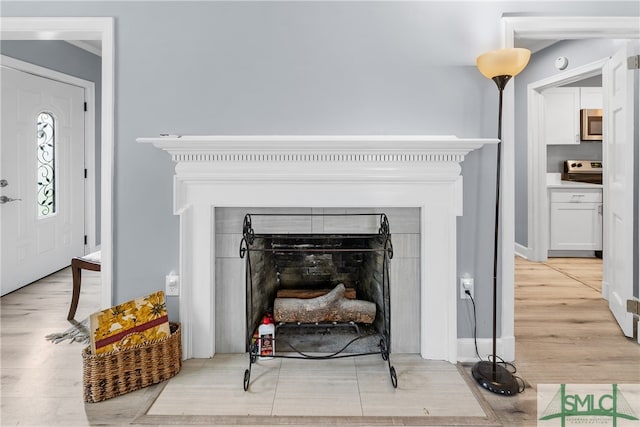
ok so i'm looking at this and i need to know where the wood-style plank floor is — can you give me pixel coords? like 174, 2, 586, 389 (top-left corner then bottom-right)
1, 257, 638, 426
479, 256, 640, 426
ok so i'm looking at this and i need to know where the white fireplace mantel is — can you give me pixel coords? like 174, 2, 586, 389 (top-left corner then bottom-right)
138, 135, 497, 362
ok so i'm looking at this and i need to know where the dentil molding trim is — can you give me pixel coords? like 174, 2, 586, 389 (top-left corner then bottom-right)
138, 135, 497, 164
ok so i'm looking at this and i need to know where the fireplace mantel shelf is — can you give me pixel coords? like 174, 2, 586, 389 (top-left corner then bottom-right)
139, 134, 497, 362
138, 135, 497, 162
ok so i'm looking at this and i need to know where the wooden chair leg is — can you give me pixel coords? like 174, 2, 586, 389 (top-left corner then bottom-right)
67, 260, 82, 320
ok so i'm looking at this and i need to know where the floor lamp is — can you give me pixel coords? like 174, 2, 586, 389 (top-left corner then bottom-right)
471, 48, 530, 396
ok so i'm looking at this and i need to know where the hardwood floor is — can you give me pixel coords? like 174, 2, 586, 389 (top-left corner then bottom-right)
480, 256, 640, 426
1, 257, 638, 426
515, 256, 636, 384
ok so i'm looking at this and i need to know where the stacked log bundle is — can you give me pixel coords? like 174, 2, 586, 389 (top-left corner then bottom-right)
276, 287, 356, 299
274, 284, 375, 324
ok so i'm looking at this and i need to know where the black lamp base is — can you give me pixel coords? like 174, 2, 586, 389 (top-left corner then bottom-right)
471, 360, 519, 396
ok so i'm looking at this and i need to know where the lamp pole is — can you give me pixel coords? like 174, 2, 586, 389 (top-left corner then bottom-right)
491, 75, 509, 381
472, 48, 530, 396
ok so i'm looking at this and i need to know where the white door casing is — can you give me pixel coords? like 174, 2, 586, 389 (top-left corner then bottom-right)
602, 41, 638, 337
0, 17, 114, 309
1, 66, 85, 294
503, 16, 640, 360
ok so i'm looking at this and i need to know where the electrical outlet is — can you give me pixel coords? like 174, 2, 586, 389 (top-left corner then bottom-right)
166, 273, 180, 296
460, 277, 474, 300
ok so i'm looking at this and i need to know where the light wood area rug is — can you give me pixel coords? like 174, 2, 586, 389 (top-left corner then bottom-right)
134, 354, 499, 425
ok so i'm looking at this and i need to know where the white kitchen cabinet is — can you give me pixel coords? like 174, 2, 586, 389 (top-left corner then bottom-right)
542, 87, 603, 145
548, 188, 603, 251
543, 87, 580, 145
579, 87, 603, 109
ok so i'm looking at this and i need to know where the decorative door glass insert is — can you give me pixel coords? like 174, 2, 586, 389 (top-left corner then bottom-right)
37, 112, 56, 217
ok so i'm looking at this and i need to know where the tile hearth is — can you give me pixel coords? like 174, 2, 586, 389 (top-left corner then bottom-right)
143, 353, 494, 423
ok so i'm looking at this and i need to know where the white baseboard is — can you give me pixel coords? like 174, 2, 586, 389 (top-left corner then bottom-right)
514, 243, 532, 260
457, 337, 515, 363
547, 250, 599, 258
602, 280, 610, 300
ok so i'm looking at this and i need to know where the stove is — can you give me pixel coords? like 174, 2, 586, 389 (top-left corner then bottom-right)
562, 160, 603, 184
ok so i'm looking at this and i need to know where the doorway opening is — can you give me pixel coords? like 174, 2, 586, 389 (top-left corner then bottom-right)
1, 17, 114, 308
526, 58, 606, 264
1, 55, 99, 251
501, 16, 640, 356
0, 54, 96, 294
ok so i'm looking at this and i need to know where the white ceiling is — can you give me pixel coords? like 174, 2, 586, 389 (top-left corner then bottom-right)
67, 39, 102, 56
516, 39, 559, 53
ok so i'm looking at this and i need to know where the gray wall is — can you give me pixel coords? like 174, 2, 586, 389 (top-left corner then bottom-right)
2, 1, 638, 342
562, 75, 602, 87
0, 40, 102, 245
514, 38, 626, 246
547, 144, 602, 173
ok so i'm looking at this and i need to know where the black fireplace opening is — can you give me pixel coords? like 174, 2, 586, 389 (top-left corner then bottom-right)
240, 213, 393, 355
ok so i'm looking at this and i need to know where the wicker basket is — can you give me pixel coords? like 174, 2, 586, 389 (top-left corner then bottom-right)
83, 322, 182, 403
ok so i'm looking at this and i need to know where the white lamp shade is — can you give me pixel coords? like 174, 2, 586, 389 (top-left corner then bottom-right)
476, 48, 531, 79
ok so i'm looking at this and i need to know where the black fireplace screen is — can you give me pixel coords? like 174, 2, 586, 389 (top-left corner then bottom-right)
239, 212, 397, 390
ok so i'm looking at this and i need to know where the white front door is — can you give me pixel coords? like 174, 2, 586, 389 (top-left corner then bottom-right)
1, 65, 85, 295
602, 41, 638, 337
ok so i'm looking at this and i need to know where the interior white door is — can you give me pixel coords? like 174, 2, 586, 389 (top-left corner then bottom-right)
1, 65, 85, 295
602, 41, 638, 337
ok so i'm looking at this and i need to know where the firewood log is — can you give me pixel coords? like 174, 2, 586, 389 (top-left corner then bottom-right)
273, 284, 375, 324
276, 288, 356, 299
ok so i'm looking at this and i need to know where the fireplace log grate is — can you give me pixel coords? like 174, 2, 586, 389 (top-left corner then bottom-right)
240, 212, 397, 391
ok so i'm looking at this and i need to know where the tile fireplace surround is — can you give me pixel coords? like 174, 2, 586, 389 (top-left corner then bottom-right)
139, 135, 497, 363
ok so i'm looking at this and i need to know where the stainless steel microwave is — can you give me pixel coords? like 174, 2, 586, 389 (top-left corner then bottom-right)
580, 109, 602, 141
